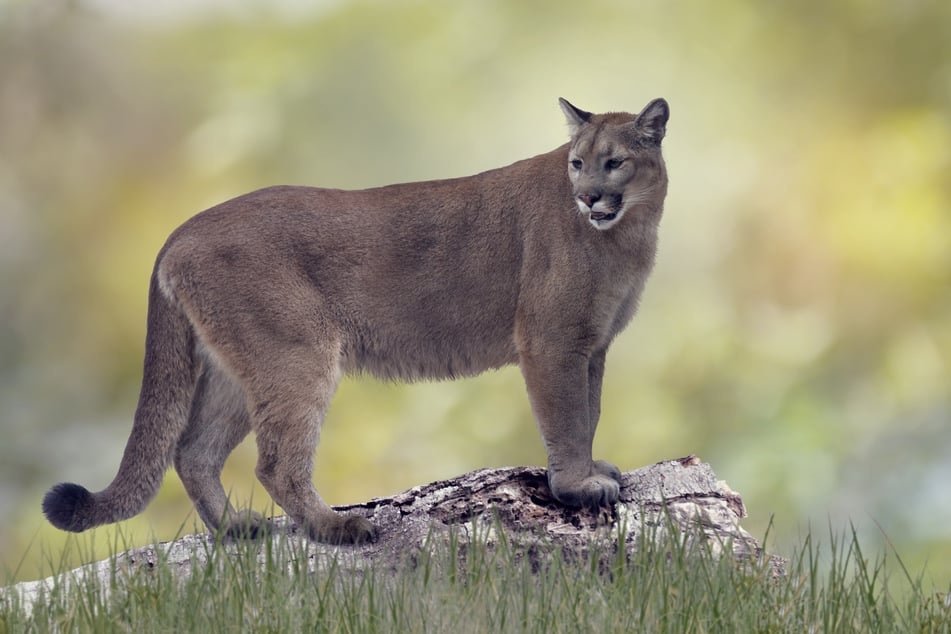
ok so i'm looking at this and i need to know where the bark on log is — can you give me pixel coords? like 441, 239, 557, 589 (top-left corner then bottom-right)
5, 456, 783, 611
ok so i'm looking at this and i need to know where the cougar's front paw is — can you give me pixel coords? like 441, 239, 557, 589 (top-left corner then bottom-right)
592, 459, 622, 483
549, 473, 620, 509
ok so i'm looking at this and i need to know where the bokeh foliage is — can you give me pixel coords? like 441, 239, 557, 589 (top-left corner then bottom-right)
1, 0, 949, 585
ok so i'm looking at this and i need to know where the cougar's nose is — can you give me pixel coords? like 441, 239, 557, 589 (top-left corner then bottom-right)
578, 193, 601, 208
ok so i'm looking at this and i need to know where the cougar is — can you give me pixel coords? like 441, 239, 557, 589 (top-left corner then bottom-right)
43, 97, 670, 544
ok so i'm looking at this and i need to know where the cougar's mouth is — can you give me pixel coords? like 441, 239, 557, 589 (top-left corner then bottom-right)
575, 196, 625, 230
584, 207, 626, 230
589, 212, 617, 223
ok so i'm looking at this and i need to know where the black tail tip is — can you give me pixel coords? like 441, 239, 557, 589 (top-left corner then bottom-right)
42, 482, 94, 532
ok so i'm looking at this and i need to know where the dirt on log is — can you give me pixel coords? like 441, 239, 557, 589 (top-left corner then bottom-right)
6, 456, 783, 611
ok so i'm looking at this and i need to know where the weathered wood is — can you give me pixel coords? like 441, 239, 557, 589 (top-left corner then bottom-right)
5, 457, 782, 612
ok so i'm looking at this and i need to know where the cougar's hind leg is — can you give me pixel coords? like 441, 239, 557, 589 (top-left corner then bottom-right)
174, 266, 375, 545
174, 358, 264, 538
248, 341, 376, 545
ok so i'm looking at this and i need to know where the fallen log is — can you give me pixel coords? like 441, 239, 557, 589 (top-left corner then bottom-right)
5, 456, 783, 612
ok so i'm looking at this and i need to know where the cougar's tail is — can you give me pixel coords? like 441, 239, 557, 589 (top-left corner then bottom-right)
43, 266, 198, 532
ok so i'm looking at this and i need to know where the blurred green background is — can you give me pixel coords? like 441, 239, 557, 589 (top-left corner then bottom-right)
1, 0, 949, 588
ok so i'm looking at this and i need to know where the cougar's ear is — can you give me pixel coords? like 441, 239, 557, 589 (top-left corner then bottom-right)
633, 98, 669, 145
558, 98, 593, 136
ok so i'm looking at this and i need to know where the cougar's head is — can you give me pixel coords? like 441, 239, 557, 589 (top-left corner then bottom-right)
559, 97, 669, 231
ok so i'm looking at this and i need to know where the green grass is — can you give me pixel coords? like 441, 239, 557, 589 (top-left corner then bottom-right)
2, 522, 949, 633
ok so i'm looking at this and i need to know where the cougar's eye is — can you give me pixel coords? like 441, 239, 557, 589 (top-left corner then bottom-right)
605, 158, 624, 170
570, 159, 583, 170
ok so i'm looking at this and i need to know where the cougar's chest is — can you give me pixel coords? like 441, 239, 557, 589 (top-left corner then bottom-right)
588, 231, 658, 348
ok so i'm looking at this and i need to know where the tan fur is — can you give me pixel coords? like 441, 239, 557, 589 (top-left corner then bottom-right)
42, 98, 670, 544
